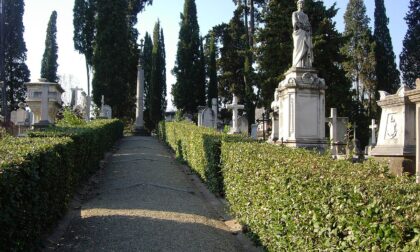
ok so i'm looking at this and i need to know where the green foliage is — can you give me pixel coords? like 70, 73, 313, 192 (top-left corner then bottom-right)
2, 0, 30, 112
41, 11, 59, 83
158, 121, 249, 194
374, 0, 400, 94
159, 122, 420, 251
73, 0, 96, 96
172, 0, 206, 114
221, 142, 420, 251
0, 119, 123, 251
149, 21, 167, 131
399, 0, 420, 88
92, 0, 131, 118
57, 108, 87, 127
206, 33, 218, 107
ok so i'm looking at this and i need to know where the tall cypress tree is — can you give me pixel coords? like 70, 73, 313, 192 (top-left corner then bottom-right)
342, 0, 377, 146
41, 11, 59, 83
197, 37, 207, 108
93, 0, 130, 118
159, 28, 167, 113
207, 33, 218, 107
172, 0, 204, 114
374, 0, 400, 93
142, 32, 154, 130
149, 21, 166, 130
73, 0, 95, 97
2, 0, 30, 113
400, 0, 420, 88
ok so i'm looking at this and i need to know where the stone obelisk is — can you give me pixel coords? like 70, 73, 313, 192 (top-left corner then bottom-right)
134, 40, 149, 135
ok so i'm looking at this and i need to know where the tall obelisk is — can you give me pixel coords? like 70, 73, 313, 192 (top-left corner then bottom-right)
134, 39, 149, 135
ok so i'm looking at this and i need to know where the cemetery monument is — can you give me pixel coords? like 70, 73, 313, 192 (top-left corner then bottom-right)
25, 78, 64, 126
134, 40, 149, 135
226, 94, 244, 134
406, 78, 420, 183
271, 0, 326, 149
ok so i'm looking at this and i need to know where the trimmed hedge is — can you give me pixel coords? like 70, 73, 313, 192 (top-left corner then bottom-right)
158, 121, 249, 194
159, 121, 420, 251
0, 119, 123, 251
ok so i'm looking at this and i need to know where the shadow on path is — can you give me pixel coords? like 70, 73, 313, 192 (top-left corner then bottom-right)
44, 136, 245, 252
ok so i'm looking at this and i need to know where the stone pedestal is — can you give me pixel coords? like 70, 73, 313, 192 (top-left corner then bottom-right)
275, 67, 327, 150
407, 78, 420, 183
371, 86, 416, 176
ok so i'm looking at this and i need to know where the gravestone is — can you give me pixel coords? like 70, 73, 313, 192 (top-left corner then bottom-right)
371, 86, 416, 175
198, 107, 214, 128
238, 116, 248, 135
226, 94, 244, 134
251, 124, 258, 139
326, 108, 349, 158
99, 95, 112, 119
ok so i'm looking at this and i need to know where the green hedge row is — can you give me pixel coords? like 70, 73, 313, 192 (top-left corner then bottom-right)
159, 121, 420, 251
0, 119, 123, 251
158, 121, 248, 194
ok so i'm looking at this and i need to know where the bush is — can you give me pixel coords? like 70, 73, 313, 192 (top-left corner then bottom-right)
0, 119, 123, 250
221, 142, 420, 251
158, 121, 249, 194
159, 121, 420, 251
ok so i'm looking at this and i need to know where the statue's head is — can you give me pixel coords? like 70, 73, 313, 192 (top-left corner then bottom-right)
297, 0, 304, 10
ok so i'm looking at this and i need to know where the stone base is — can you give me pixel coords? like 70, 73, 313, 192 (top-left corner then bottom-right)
372, 156, 415, 176
280, 138, 328, 152
34, 120, 52, 129
133, 126, 150, 136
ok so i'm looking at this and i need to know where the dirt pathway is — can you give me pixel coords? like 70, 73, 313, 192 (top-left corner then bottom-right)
44, 136, 256, 252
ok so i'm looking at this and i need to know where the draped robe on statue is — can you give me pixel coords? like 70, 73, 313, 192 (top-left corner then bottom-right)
292, 10, 313, 68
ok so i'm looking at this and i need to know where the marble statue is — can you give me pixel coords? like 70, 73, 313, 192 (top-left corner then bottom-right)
292, 0, 313, 68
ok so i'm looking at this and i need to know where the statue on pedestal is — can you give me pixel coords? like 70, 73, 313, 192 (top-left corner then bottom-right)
292, 0, 313, 68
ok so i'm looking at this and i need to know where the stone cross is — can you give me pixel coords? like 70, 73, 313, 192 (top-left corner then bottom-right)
40, 82, 50, 123
326, 108, 338, 156
226, 94, 244, 134
369, 119, 378, 145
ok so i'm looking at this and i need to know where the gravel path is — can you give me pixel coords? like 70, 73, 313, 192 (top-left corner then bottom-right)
45, 136, 253, 252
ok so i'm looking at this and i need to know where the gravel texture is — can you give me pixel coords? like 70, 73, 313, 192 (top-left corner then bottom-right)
44, 136, 249, 252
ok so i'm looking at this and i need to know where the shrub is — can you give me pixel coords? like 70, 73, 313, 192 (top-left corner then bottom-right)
158, 121, 249, 194
0, 119, 123, 250
159, 121, 420, 251
221, 142, 420, 251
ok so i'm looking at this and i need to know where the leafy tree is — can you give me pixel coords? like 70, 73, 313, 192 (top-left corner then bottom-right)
73, 0, 96, 97
342, 0, 377, 147
1, 0, 30, 115
149, 21, 166, 130
41, 10, 59, 83
400, 0, 420, 88
206, 33, 218, 107
93, 0, 130, 118
172, 0, 205, 114
374, 0, 400, 94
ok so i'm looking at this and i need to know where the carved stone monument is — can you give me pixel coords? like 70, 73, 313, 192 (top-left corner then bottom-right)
134, 42, 149, 136
25, 78, 64, 126
198, 98, 218, 129
326, 108, 349, 158
272, 0, 326, 149
371, 86, 416, 175
226, 94, 244, 134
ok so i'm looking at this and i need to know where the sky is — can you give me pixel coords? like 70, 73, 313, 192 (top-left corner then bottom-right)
23, 0, 410, 110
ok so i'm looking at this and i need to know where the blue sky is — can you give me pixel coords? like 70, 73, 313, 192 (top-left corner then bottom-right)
23, 0, 410, 109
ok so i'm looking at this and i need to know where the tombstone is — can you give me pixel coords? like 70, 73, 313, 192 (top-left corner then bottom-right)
326, 108, 349, 158
198, 107, 214, 128
238, 116, 248, 135
273, 2, 327, 150
251, 124, 258, 139
371, 86, 416, 176
407, 78, 420, 183
99, 95, 112, 119
226, 94, 245, 134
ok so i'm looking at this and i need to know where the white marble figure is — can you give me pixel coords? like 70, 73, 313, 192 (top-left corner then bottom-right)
292, 0, 313, 68
226, 94, 245, 134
